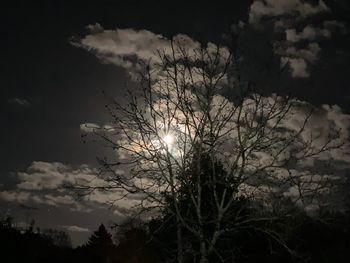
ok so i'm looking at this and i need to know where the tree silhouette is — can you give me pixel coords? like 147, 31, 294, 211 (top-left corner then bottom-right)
85, 224, 115, 263
88, 224, 113, 246
114, 219, 154, 263
150, 150, 295, 262
42, 228, 72, 248
0, 214, 73, 263
80, 38, 343, 262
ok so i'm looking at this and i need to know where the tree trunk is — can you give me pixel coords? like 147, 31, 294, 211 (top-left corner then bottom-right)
177, 217, 184, 263
200, 240, 208, 263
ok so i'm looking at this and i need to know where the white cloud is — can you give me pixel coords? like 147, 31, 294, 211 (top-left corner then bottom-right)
74, 22, 336, 80
286, 25, 331, 43
0, 161, 134, 213
281, 57, 309, 77
80, 123, 101, 133
63, 225, 90, 232
248, 1, 346, 78
68, 23, 350, 213
278, 27, 326, 78
72, 25, 173, 71
16, 161, 102, 191
95, 92, 350, 211
277, 101, 350, 167
80, 123, 116, 133
86, 23, 104, 34
249, 0, 328, 24
279, 42, 321, 78
0, 191, 81, 210
71, 25, 230, 81
0, 191, 31, 203
286, 26, 316, 42
31, 194, 84, 210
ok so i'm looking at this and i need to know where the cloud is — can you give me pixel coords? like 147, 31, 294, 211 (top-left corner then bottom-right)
68, 21, 350, 214
286, 26, 317, 42
71, 24, 230, 80
286, 103, 350, 161
0, 161, 134, 213
281, 57, 309, 77
247, 0, 346, 78
91, 93, 350, 211
63, 225, 90, 232
249, 0, 329, 24
73, 5, 346, 82
71, 24, 173, 71
73, 23, 350, 211
80, 123, 101, 133
0, 191, 31, 203
278, 37, 322, 77
0, 191, 80, 209
74, 22, 332, 79
80, 123, 115, 133
8, 98, 30, 107
16, 161, 101, 191
233, 98, 350, 210
0, 159, 153, 216
279, 42, 321, 77
285, 25, 331, 43
323, 20, 347, 34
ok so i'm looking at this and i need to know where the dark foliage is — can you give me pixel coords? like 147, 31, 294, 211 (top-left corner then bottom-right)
77, 224, 116, 263
142, 153, 350, 262
1, 211, 349, 263
144, 212, 350, 263
0, 215, 73, 263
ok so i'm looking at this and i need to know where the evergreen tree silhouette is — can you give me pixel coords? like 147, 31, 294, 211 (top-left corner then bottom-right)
88, 224, 113, 246
85, 224, 115, 263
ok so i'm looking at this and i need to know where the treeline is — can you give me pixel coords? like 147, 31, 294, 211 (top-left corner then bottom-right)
0, 215, 72, 263
1, 211, 350, 263
111, 211, 350, 263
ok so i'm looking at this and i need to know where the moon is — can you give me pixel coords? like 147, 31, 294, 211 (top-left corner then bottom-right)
163, 134, 174, 148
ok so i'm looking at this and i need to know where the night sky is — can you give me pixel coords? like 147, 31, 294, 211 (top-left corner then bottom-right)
1, 0, 350, 246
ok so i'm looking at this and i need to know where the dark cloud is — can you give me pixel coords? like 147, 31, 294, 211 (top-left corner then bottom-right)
8, 98, 30, 107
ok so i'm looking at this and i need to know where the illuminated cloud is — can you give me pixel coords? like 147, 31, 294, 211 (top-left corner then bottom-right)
285, 25, 331, 43
0, 191, 31, 203
281, 57, 309, 77
3, 97, 350, 213
72, 23, 350, 211
80, 123, 116, 133
63, 225, 90, 232
80, 123, 100, 133
2, 190, 73, 209
0, 161, 138, 214
249, 0, 328, 24
248, 0, 346, 78
16, 161, 102, 190
71, 25, 230, 81
73, 19, 342, 80
71, 25, 196, 72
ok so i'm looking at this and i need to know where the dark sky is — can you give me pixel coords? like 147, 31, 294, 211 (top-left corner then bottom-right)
1, 0, 350, 246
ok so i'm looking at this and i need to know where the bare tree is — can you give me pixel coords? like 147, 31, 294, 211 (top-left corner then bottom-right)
80, 36, 342, 262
